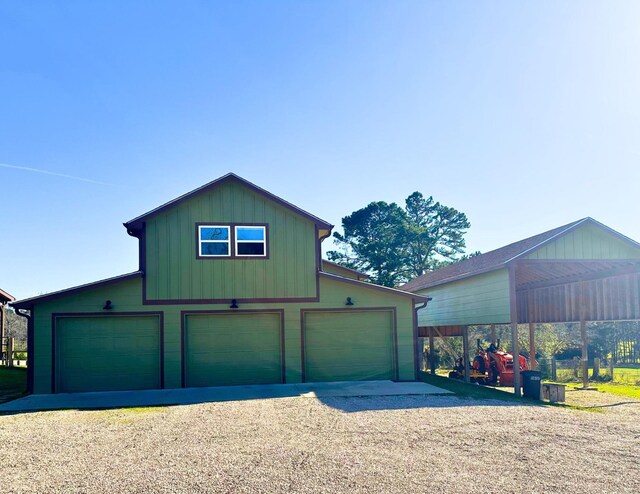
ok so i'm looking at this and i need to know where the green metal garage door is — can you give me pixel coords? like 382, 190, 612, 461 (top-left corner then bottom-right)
303, 310, 396, 382
184, 312, 283, 387
55, 315, 161, 393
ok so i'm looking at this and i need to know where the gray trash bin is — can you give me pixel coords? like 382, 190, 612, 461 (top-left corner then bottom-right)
521, 370, 542, 400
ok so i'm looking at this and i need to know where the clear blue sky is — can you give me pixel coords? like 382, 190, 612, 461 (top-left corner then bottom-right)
2, 1, 639, 300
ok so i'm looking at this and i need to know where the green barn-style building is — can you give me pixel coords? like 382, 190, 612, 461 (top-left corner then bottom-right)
13, 173, 428, 394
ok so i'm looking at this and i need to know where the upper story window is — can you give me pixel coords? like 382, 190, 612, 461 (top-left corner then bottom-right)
198, 225, 230, 257
235, 226, 266, 256
197, 223, 268, 259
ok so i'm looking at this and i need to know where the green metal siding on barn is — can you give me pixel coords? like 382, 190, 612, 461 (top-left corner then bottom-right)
416, 269, 511, 327
15, 174, 426, 394
524, 222, 640, 260
407, 219, 640, 329
144, 180, 318, 302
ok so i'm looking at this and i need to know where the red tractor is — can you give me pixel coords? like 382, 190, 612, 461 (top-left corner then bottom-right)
472, 339, 528, 386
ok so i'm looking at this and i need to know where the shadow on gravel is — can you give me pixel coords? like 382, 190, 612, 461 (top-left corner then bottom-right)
589, 401, 640, 408
316, 394, 538, 413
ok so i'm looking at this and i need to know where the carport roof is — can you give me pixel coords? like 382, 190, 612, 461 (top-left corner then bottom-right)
402, 217, 640, 292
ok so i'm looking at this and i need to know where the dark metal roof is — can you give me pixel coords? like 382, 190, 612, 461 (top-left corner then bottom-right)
402, 217, 640, 292
124, 173, 333, 232
0, 288, 15, 303
319, 272, 431, 303
321, 259, 370, 279
11, 272, 143, 309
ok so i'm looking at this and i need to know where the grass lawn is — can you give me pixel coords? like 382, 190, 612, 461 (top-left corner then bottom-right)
418, 371, 523, 402
0, 366, 27, 403
561, 382, 640, 400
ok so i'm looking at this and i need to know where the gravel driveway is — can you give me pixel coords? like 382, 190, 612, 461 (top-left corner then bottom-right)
1, 390, 639, 493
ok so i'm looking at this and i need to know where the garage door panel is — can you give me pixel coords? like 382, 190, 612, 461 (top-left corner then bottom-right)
185, 312, 283, 387
304, 310, 395, 382
56, 316, 161, 393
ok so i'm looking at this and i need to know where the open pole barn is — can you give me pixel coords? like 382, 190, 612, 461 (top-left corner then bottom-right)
402, 218, 640, 395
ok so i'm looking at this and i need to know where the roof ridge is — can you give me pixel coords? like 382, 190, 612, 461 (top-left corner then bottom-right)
401, 217, 590, 292
124, 173, 333, 231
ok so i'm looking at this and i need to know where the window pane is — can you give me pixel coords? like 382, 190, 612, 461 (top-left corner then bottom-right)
236, 227, 264, 241
200, 226, 229, 241
201, 242, 229, 256
237, 242, 265, 256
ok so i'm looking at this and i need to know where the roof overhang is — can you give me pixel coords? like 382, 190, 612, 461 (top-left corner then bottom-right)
124, 173, 333, 233
0, 288, 15, 304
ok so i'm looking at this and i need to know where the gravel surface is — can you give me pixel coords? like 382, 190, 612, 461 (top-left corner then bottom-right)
1, 390, 639, 494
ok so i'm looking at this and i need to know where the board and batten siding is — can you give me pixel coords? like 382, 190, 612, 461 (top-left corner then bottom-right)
526, 222, 640, 260
30, 272, 419, 393
416, 268, 511, 327
145, 181, 318, 301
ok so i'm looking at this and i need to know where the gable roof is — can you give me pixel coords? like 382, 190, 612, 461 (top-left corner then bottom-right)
401, 217, 640, 292
0, 288, 15, 303
321, 259, 370, 280
124, 173, 333, 232
11, 272, 143, 309
319, 272, 431, 303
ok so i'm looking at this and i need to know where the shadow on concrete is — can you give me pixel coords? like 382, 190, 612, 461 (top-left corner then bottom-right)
0, 377, 549, 415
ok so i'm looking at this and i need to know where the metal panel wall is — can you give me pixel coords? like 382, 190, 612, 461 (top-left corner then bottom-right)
145, 180, 318, 302
525, 222, 640, 260
416, 269, 511, 327
517, 272, 640, 323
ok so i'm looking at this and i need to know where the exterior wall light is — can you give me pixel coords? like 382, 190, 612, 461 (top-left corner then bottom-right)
103, 300, 113, 310
230, 299, 239, 309
345, 297, 354, 306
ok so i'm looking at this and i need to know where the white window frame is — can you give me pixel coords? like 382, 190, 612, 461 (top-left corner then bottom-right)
234, 226, 267, 257
198, 225, 231, 257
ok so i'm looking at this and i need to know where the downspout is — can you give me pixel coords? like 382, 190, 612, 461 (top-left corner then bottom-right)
316, 228, 332, 273
14, 307, 34, 394
413, 298, 432, 380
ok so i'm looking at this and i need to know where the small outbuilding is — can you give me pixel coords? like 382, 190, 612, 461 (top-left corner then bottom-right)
402, 218, 640, 393
12, 173, 428, 394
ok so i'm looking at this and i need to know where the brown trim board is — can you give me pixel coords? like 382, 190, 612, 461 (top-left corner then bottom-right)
299, 307, 399, 383
11, 272, 143, 309
50, 311, 164, 394
125, 173, 333, 231
180, 309, 286, 388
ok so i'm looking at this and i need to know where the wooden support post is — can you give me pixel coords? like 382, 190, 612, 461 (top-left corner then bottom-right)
593, 358, 600, 379
7, 337, 14, 368
609, 359, 614, 381
508, 264, 520, 396
462, 325, 470, 383
429, 327, 436, 375
490, 324, 496, 346
551, 356, 557, 381
580, 281, 589, 389
528, 322, 536, 371
528, 290, 536, 371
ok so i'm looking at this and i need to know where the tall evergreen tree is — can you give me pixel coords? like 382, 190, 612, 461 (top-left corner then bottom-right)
328, 193, 471, 286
